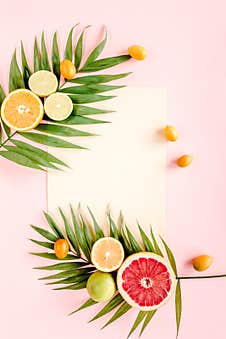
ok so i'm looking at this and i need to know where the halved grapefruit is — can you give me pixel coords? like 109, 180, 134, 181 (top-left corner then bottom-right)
117, 252, 176, 311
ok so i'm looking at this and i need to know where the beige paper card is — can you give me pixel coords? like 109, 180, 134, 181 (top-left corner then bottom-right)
47, 87, 166, 235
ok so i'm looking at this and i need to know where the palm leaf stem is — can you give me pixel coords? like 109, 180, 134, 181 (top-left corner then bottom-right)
177, 274, 226, 280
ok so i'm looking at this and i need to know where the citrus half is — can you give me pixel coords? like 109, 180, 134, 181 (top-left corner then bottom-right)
117, 252, 176, 311
1, 89, 44, 131
44, 93, 73, 121
28, 70, 58, 97
91, 237, 125, 272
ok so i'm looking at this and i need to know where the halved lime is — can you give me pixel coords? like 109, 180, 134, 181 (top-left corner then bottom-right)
44, 93, 73, 121
29, 70, 58, 97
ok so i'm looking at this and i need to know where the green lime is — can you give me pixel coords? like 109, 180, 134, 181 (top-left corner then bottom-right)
86, 271, 116, 302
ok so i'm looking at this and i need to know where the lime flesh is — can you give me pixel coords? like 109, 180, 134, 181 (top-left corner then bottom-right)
44, 93, 73, 121
86, 271, 116, 302
29, 70, 58, 97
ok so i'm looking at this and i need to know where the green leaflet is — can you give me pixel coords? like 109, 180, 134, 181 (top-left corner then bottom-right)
30, 225, 59, 242
41, 32, 51, 71
46, 273, 91, 285
0, 86, 10, 140
19, 132, 85, 149
72, 104, 113, 116
9, 50, 25, 92
160, 236, 177, 275
108, 213, 120, 240
121, 226, 133, 254
64, 26, 76, 61
0, 150, 43, 170
69, 298, 97, 316
150, 227, 163, 256
52, 32, 60, 80
3, 145, 60, 170
80, 215, 94, 250
39, 268, 94, 281
0, 85, 5, 105
34, 262, 88, 270
59, 84, 124, 95
21, 41, 32, 86
34, 37, 42, 71
35, 124, 95, 137
125, 226, 142, 252
80, 55, 131, 72
30, 239, 54, 250
175, 281, 182, 338
54, 115, 109, 125
31, 252, 77, 260
43, 211, 64, 239
83, 29, 107, 67
11, 139, 68, 167
53, 280, 87, 290
59, 207, 80, 255
139, 311, 157, 337
68, 93, 115, 104
70, 205, 90, 261
74, 26, 90, 69
90, 294, 123, 322
137, 223, 155, 252
101, 302, 131, 329
87, 207, 104, 240
127, 311, 146, 338
69, 72, 131, 84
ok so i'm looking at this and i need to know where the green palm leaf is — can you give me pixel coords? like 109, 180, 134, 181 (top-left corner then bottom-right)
34, 262, 88, 270
31, 252, 78, 260
175, 281, 182, 338
0, 150, 43, 170
9, 50, 25, 92
68, 93, 115, 104
125, 226, 142, 252
39, 267, 94, 281
30, 225, 59, 242
69, 298, 97, 316
19, 132, 85, 149
80, 55, 131, 72
139, 311, 157, 337
108, 213, 120, 240
64, 25, 76, 61
74, 26, 90, 69
30, 239, 54, 250
127, 311, 146, 339
87, 207, 104, 240
43, 211, 64, 238
54, 115, 109, 125
52, 32, 60, 80
137, 223, 154, 252
83, 28, 107, 67
0, 86, 10, 140
69, 72, 131, 84
35, 124, 95, 137
34, 37, 42, 71
53, 280, 87, 290
59, 207, 80, 255
59, 84, 124, 95
80, 215, 94, 250
150, 227, 163, 256
21, 41, 32, 86
90, 294, 123, 322
11, 139, 68, 168
101, 302, 131, 329
41, 32, 51, 71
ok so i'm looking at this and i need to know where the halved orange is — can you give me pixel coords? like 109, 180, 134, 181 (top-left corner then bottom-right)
91, 237, 125, 272
1, 89, 44, 131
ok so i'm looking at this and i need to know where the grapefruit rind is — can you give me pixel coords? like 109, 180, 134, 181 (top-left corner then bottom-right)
0, 89, 44, 131
117, 252, 176, 311
91, 237, 125, 273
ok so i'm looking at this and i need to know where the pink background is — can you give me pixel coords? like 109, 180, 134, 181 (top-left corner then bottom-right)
1, 0, 226, 338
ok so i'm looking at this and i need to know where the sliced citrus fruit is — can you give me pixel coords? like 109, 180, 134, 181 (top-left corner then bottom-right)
44, 93, 73, 121
117, 252, 176, 311
91, 237, 125, 272
28, 70, 58, 97
1, 89, 44, 131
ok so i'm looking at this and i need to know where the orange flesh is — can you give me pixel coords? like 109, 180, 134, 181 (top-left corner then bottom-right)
2, 91, 43, 129
92, 238, 124, 270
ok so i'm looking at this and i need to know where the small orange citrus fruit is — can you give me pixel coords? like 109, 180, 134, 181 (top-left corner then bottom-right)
60, 60, 76, 80
192, 255, 213, 271
1, 89, 44, 131
164, 125, 178, 142
128, 45, 147, 60
177, 154, 192, 167
54, 239, 69, 259
91, 237, 125, 272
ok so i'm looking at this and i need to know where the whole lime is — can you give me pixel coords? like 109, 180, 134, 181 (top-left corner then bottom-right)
86, 271, 116, 302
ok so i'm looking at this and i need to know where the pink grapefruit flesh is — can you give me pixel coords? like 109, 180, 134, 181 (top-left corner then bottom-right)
117, 252, 176, 311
